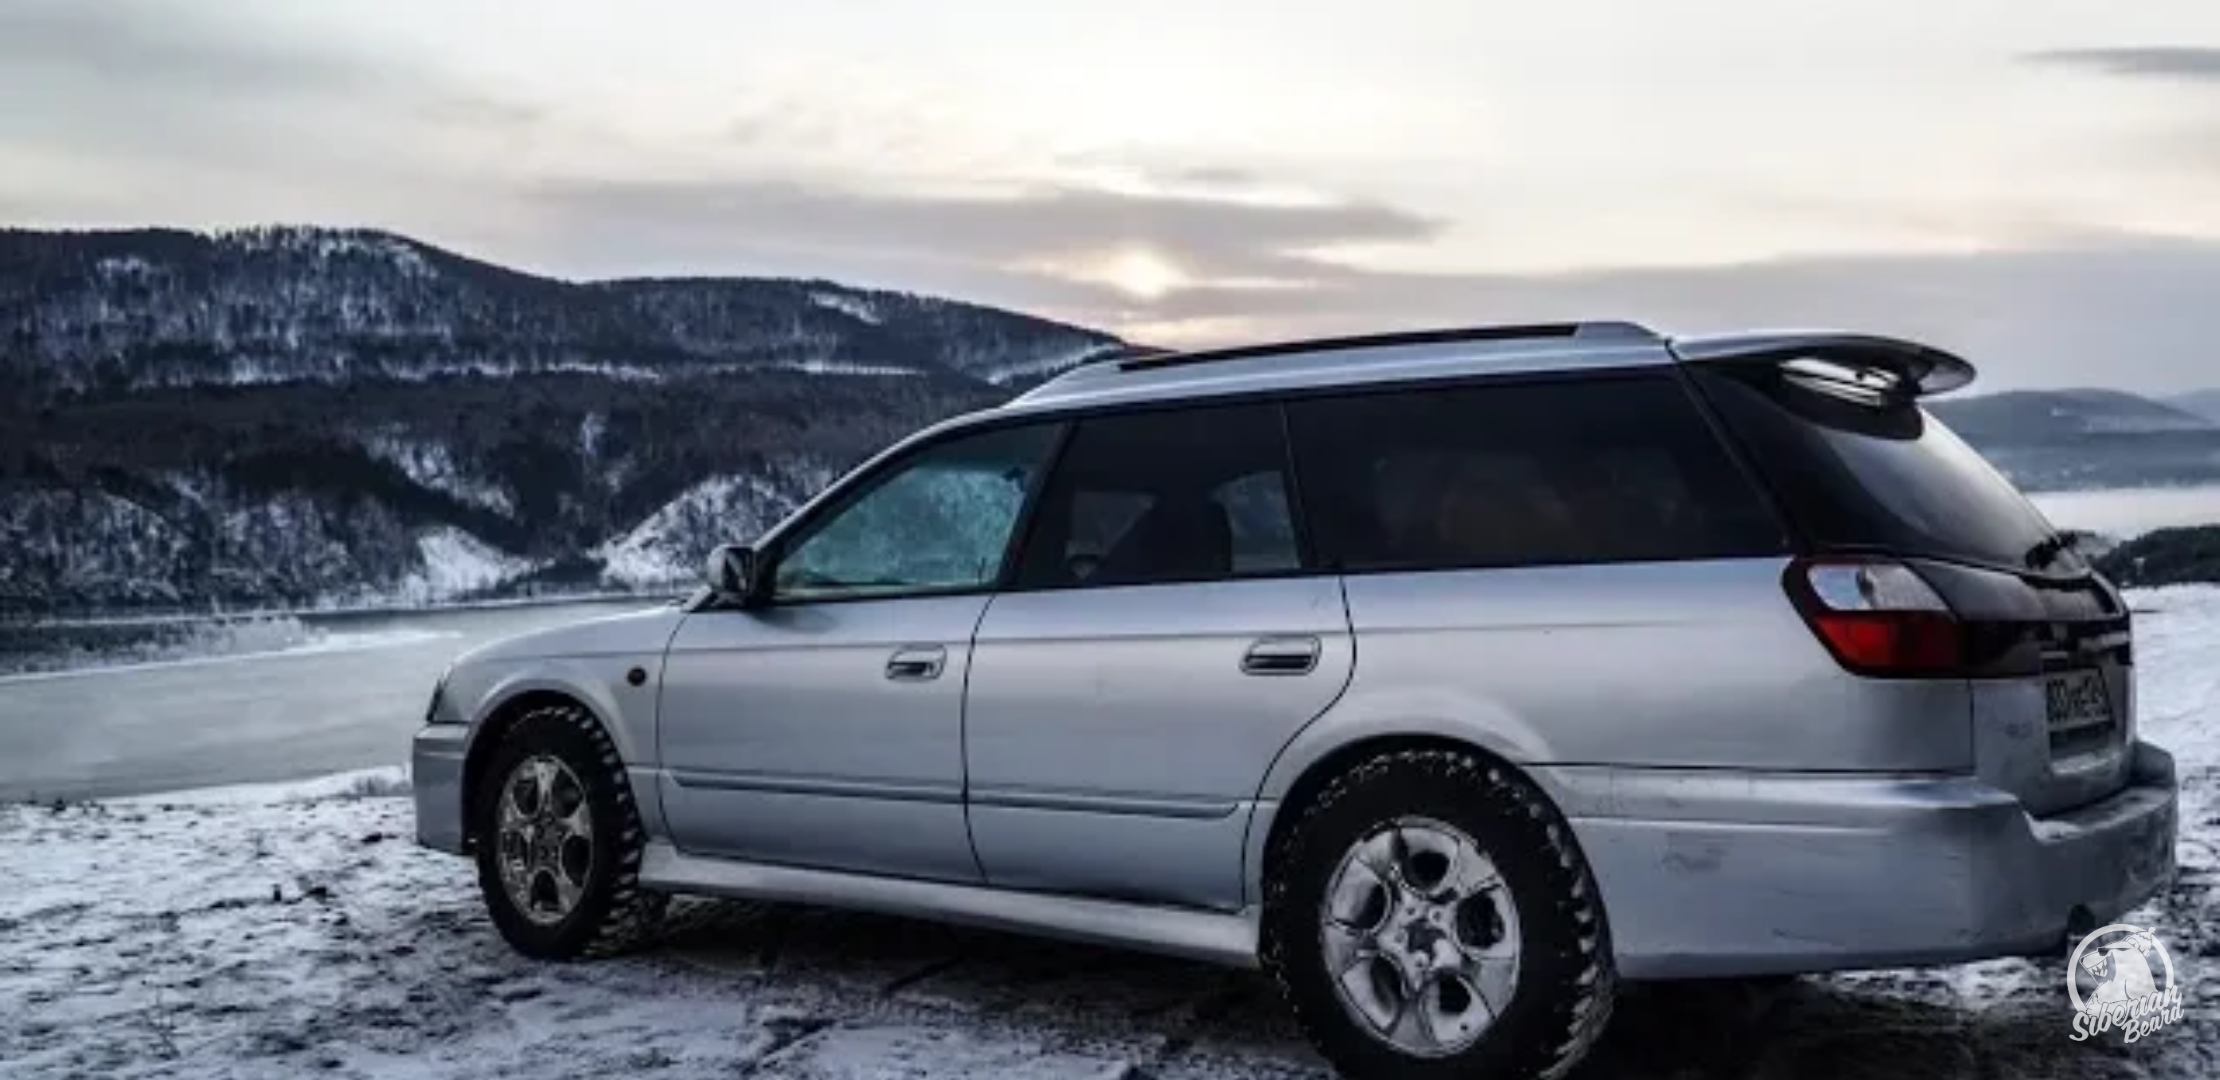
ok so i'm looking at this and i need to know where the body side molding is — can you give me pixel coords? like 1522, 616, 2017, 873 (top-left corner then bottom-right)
637, 843, 1260, 968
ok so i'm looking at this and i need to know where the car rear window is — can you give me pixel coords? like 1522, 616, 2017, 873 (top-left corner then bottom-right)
1690, 364, 2075, 575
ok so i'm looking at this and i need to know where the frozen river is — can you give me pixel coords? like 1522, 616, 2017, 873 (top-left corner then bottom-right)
0, 599, 661, 801
2028, 483, 2220, 538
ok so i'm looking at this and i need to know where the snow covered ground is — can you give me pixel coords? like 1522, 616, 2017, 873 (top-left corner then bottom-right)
6, 589, 2220, 1079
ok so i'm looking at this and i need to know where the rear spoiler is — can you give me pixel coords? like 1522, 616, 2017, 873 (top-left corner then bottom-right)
1667, 331, 1978, 399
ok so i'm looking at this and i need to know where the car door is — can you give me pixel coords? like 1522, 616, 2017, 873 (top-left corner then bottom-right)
963, 401, 1354, 911
658, 420, 1062, 882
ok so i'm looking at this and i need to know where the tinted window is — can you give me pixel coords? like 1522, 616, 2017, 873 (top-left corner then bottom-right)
1014, 404, 1303, 589
1287, 374, 1787, 571
1213, 470, 1302, 574
1691, 365, 2074, 574
772, 423, 1059, 601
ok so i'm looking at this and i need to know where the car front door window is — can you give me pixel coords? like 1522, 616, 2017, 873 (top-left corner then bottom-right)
772, 425, 1058, 602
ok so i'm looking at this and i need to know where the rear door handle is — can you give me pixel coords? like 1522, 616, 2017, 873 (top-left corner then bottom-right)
1242, 636, 1321, 676
885, 645, 947, 682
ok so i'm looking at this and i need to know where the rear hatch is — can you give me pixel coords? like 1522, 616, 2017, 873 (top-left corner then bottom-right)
1680, 339, 2135, 815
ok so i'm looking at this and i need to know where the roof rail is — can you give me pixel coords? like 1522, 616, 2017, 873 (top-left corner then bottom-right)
1113, 320, 1659, 375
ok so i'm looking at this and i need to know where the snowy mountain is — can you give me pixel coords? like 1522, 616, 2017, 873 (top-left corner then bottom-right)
0, 226, 1123, 393
1928, 388, 2220, 493
1, 227, 1129, 616
2171, 389, 2220, 426
1928, 388, 2217, 441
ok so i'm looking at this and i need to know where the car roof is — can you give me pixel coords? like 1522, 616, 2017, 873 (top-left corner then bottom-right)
999, 321, 1976, 416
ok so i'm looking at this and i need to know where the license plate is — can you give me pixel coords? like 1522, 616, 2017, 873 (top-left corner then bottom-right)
2045, 668, 2116, 750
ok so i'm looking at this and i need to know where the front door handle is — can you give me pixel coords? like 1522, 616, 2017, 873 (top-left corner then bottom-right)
1242, 636, 1321, 676
886, 645, 947, 682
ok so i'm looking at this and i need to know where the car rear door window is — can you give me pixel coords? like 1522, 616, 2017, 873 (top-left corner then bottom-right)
1286, 373, 1788, 571
1013, 403, 1304, 589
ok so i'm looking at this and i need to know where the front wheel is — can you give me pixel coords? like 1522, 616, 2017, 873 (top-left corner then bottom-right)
471, 703, 666, 959
1262, 750, 1617, 1080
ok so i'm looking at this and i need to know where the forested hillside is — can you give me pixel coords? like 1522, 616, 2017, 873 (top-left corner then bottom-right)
1, 227, 1122, 615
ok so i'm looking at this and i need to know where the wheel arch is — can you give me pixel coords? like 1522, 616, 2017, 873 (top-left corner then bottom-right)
460, 687, 616, 849
1244, 727, 1578, 912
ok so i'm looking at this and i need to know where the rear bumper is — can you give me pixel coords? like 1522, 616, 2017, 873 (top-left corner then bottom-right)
411, 724, 470, 856
1544, 740, 2179, 980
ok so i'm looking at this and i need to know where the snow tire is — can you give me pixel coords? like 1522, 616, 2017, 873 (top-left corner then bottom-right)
472, 701, 667, 959
1261, 749, 1618, 1080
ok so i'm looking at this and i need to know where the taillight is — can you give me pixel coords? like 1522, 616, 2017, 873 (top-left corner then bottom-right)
1784, 557, 1965, 678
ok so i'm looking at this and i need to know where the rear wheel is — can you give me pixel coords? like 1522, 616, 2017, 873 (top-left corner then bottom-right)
471, 702, 666, 958
1263, 750, 1616, 1080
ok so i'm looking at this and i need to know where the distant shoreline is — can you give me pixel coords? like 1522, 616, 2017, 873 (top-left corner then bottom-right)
7, 588, 689, 632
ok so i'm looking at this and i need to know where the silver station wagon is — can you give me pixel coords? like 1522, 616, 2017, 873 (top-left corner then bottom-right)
413, 322, 2179, 1080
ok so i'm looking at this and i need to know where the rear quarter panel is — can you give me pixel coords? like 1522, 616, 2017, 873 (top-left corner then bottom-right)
1256, 558, 1975, 797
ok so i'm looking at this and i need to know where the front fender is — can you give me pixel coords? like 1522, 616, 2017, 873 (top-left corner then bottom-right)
459, 657, 665, 768
442, 652, 673, 846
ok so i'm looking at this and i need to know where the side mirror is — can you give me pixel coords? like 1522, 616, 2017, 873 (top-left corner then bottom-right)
705, 543, 761, 605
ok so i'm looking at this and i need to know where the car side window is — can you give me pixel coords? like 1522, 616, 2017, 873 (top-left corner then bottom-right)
771, 424, 1060, 602
1013, 403, 1304, 589
1286, 374, 1788, 571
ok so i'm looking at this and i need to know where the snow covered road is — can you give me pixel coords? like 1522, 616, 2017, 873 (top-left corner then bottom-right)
7, 588, 2220, 1080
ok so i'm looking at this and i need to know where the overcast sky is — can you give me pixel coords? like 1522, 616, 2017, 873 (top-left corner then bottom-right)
5, 1, 2220, 392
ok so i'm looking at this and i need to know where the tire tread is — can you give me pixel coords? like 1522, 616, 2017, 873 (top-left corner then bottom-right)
476, 702, 667, 959
1261, 749, 1617, 1080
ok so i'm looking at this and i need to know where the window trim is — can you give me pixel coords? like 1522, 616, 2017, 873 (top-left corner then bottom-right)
743, 416, 1071, 608
1671, 365, 1814, 556
1275, 402, 1322, 573
989, 421, 1075, 591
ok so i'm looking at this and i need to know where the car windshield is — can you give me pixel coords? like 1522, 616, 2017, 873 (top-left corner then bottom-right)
1692, 366, 2080, 575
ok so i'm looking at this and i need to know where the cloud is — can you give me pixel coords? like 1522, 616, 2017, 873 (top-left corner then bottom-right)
1130, 236, 2220, 393
1161, 166, 1261, 186
2018, 48, 2220, 182
505, 166, 2220, 393
2025, 47, 2220, 82
0, 0, 561, 232
0, 1, 546, 150
524, 175, 1445, 286
414, 95, 548, 134
0, 0, 418, 171
725, 96, 927, 162
0, 0, 379, 97
4, 1, 2211, 394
